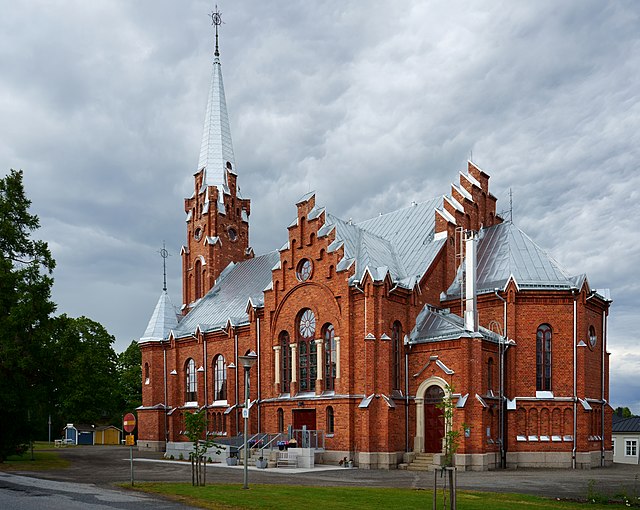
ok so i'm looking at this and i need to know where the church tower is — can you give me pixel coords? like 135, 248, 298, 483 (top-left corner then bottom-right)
181, 9, 252, 312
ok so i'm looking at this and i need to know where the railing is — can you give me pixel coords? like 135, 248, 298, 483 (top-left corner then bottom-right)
291, 429, 325, 450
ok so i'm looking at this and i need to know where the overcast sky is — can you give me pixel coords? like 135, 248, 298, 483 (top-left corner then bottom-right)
1, 1, 638, 412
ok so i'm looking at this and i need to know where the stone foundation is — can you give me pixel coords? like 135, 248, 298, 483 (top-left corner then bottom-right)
137, 440, 166, 452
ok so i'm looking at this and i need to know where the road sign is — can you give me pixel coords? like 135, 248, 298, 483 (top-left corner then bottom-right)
125, 434, 135, 446
123, 413, 136, 433
242, 408, 249, 419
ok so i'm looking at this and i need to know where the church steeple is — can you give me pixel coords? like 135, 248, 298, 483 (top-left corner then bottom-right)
197, 5, 235, 199
182, 9, 252, 312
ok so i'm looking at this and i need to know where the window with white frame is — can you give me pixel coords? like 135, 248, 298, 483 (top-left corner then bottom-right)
612, 438, 616, 455
186, 358, 197, 402
213, 354, 227, 401
625, 439, 637, 457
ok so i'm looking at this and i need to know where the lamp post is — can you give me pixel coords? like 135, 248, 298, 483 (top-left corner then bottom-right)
239, 350, 258, 490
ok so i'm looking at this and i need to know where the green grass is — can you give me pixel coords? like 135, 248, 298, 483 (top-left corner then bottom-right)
0, 447, 69, 471
130, 483, 619, 509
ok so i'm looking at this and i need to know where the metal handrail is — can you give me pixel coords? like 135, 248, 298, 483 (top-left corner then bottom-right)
236, 432, 262, 452
259, 433, 285, 456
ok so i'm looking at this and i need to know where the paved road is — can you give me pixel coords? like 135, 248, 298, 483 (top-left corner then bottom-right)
0, 472, 192, 509
5, 446, 640, 503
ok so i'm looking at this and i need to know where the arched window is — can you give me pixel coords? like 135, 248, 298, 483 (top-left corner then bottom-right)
277, 408, 284, 433
195, 259, 202, 300
536, 324, 552, 391
213, 354, 227, 401
323, 324, 336, 391
280, 331, 291, 392
186, 358, 197, 402
392, 321, 402, 390
487, 358, 494, 393
326, 406, 335, 434
144, 363, 150, 385
297, 309, 317, 392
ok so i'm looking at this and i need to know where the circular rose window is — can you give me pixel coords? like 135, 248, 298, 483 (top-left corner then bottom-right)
296, 259, 313, 282
298, 309, 316, 338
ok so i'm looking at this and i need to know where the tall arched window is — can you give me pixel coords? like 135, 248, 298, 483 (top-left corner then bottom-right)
213, 354, 227, 401
280, 331, 291, 392
326, 406, 335, 434
277, 408, 284, 433
144, 363, 150, 385
487, 358, 494, 393
392, 321, 402, 390
323, 324, 336, 391
297, 308, 317, 392
536, 324, 552, 391
194, 259, 202, 300
186, 358, 197, 402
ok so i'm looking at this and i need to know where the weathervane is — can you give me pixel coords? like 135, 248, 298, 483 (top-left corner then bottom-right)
158, 241, 171, 292
210, 5, 223, 57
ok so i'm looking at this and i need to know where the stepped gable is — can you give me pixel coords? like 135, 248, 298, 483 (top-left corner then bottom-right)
173, 250, 279, 337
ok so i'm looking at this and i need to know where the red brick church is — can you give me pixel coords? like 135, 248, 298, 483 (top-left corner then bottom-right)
138, 21, 612, 470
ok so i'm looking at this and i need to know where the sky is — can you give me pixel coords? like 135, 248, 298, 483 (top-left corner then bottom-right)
1, 1, 638, 412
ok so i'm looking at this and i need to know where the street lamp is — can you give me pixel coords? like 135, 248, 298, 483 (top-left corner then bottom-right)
238, 350, 258, 490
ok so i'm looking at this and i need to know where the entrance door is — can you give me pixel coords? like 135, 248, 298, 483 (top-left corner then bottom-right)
424, 385, 444, 453
292, 409, 316, 430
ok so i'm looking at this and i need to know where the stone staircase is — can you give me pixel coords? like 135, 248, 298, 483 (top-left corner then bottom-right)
406, 453, 435, 471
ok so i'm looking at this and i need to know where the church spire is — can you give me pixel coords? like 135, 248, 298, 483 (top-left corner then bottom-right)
198, 6, 235, 198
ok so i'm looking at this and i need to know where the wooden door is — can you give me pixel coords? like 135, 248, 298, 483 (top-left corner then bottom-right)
424, 385, 444, 453
292, 409, 316, 430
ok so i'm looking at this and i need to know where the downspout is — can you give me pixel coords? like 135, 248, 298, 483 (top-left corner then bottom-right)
163, 343, 168, 444
405, 349, 409, 453
572, 290, 578, 469
204, 338, 208, 408
234, 330, 239, 435
257, 315, 261, 432
601, 309, 607, 466
494, 289, 507, 469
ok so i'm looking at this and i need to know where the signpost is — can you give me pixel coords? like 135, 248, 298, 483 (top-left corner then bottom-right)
123, 413, 136, 486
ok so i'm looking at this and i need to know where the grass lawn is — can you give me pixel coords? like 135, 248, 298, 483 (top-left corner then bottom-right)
130, 483, 620, 509
0, 443, 69, 471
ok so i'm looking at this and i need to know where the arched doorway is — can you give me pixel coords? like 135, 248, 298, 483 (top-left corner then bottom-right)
424, 385, 445, 452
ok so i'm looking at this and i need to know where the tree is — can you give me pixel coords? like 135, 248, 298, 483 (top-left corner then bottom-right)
615, 407, 633, 418
184, 409, 221, 486
50, 315, 120, 425
0, 169, 56, 461
117, 340, 142, 414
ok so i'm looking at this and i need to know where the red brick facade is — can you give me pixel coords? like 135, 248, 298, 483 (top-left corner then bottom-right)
138, 160, 612, 470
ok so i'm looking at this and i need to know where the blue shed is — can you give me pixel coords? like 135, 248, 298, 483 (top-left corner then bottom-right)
63, 424, 95, 445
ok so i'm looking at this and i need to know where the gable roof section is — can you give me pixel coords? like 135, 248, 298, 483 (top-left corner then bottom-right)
612, 416, 640, 433
140, 290, 180, 343
408, 306, 501, 344
446, 221, 579, 297
173, 251, 279, 337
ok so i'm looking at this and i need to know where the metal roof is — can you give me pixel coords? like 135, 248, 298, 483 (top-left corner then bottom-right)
445, 221, 579, 297
140, 290, 180, 343
612, 416, 640, 433
197, 52, 235, 201
173, 251, 280, 337
409, 306, 501, 344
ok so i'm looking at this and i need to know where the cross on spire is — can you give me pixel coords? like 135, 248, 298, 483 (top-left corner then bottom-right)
158, 241, 171, 291
210, 5, 223, 57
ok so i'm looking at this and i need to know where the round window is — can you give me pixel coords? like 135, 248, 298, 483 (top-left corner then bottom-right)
296, 259, 313, 282
299, 309, 316, 338
589, 326, 597, 349
228, 227, 238, 241
194, 227, 202, 241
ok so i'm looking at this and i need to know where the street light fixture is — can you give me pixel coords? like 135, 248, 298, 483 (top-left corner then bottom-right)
238, 350, 258, 490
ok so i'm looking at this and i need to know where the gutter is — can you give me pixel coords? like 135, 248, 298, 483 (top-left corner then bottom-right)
257, 315, 261, 431
572, 290, 578, 469
494, 289, 507, 469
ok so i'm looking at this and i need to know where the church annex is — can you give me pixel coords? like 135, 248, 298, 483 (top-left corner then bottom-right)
138, 19, 612, 470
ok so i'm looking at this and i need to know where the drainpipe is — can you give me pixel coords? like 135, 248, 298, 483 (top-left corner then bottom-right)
204, 338, 208, 407
601, 309, 607, 466
494, 289, 507, 469
235, 330, 239, 435
163, 343, 168, 444
572, 290, 578, 469
257, 315, 261, 431
405, 350, 409, 453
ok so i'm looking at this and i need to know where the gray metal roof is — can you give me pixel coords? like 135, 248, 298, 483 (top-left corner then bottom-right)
612, 416, 640, 433
197, 52, 235, 201
409, 306, 501, 344
445, 221, 580, 297
173, 251, 280, 338
140, 290, 180, 343
318, 197, 446, 289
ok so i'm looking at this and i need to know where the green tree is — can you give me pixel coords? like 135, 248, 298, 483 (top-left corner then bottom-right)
117, 340, 142, 414
184, 409, 221, 486
615, 406, 633, 418
0, 169, 56, 461
50, 315, 120, 425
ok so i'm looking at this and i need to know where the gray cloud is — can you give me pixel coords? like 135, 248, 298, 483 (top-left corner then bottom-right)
1, 1, 638, 411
